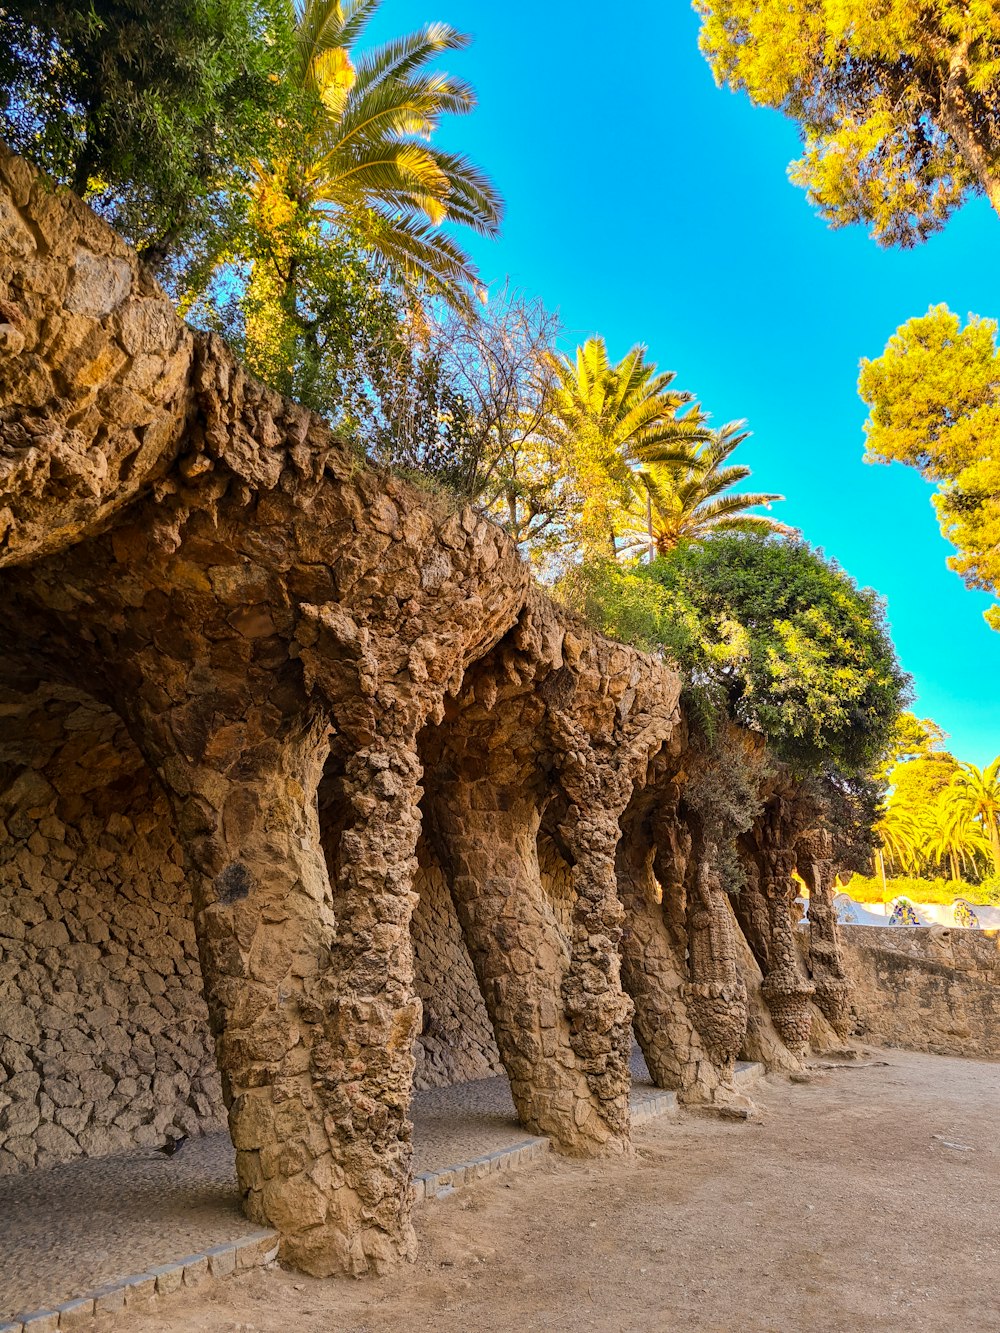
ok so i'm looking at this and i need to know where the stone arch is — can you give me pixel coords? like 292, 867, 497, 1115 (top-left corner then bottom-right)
615, 746, 745, 1102
418, 646, 635, 1157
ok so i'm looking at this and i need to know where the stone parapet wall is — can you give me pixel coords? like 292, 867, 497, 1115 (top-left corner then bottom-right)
840, 925, 1000, 1059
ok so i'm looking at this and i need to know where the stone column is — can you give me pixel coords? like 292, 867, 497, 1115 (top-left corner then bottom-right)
617, 810, 719, 1097
682, 842, 748, 1070
758, 846, 815, 1056
147, 711, 418, 1277
431, 783, 627, 1154
558, 799, 635, 1146
799, 830, 851, 1038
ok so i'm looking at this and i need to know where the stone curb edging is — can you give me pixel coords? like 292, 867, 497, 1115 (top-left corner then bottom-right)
4, 1232, 278, 1333
1, 1078, 707, 1332
413, 1084, 690, 1201
630, 1089, 681, 1126
413, 1134, 551, 1202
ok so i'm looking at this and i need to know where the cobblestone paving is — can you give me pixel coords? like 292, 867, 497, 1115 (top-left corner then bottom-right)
0, 1049, 661, 1319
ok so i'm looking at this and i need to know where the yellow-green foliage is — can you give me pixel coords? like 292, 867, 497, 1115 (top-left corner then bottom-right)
859, 305, 1000, 630
695, 0, 1000, 244
541, 338, 703, 559
845, 873, 1000, 908
557, 535, 908, 775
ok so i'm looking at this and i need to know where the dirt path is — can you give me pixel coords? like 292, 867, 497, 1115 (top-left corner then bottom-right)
120, 1050, 1000, 1332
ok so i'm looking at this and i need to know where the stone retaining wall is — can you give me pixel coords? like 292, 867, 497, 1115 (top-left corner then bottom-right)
0, 687, 223, 1175
840, 925, 1000, 1059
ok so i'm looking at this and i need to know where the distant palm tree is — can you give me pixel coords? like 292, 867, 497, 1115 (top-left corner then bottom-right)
875, 804, 926, 875
542, 337, 707, 556
622, 422, 793, 557
245, 0, 503, 386
945, 758, 1000, 869
924, 795, 992, 880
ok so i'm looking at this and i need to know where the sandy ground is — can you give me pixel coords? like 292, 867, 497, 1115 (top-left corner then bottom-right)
119, 1050, 1000, 1333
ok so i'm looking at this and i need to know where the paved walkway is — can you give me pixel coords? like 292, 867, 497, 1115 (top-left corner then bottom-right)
0, 1050, 681, 1319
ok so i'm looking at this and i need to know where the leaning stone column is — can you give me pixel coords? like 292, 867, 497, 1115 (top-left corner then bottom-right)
431, 784, 625, 1154
798, 829, 852, 1038
682, 841, 748, 1071
558, 794, 635, 1148
758, 846, 815, 1056
148, 711, 418, 1277
617, 806, 724, 1099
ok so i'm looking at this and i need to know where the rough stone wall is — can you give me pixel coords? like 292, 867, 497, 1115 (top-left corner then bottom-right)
0, 686, 223, 1176
0, 145, 194, 567
537, 834, 574, 940
839, 925, 1000, 1060
410, 853, 501, 1089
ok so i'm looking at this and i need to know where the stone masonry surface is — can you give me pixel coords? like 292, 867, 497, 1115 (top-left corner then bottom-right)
0, 685, 224, 1175
0, 687, 518, 1174
839, 925, 1000, 1059
410, 855, 502, 1090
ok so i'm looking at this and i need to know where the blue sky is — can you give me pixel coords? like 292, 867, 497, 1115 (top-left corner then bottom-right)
371, 2, 1000, 766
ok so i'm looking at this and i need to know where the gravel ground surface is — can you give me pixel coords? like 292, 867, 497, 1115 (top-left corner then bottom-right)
118, 1049, 1000, 1333
0, 1050, 662, 1317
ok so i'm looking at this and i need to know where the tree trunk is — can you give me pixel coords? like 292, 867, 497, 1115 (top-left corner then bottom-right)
939, 43, 1000, 220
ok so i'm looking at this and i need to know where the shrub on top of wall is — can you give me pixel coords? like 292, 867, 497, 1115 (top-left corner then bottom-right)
558, 534, 910, 774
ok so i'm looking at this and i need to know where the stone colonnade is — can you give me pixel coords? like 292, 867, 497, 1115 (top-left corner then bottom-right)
0, 141, 853, 1276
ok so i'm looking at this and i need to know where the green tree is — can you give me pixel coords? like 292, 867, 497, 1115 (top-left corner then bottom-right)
559, 533, 909, 774
875, 803, 926, 876
0, 0, 288, 269
620, 421, 792, 557
695, 1, 1000, 245
890, 750, 961, 818
859, 304, 1000, 630
882, 713, 949, 770
924, 793, 992, 881
542, 337, 706, 558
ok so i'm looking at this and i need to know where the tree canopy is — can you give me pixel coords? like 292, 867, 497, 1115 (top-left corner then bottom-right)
541, 337, 706, 558
695, 0, 1000, 245
559, 533, 909, 775
617, 421, 792, 558
859, 304, 1000, 631
0, 0, 288, 267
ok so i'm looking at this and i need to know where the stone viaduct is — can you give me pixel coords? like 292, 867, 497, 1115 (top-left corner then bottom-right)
0, 144, 851, 1276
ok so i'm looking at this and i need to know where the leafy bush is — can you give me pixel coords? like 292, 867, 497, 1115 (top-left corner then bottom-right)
558, 535, 910, 775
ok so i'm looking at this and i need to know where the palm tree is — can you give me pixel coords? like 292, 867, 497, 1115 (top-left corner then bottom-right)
923, 794, 992, 881
542, 337, 707, 556
944, 758, 1000, 870
246, 0, 502, 385
620, 422, 793, 557
875, 804, 926, 875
